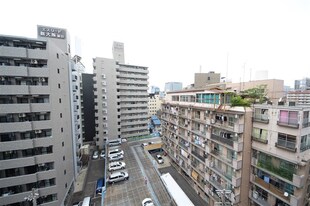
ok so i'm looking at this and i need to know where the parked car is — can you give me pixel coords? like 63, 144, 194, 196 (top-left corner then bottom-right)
108, 149, 124, 158
92, 150, 99, 159
100, 150, 105, 158
141, 142, 154, 147
156, 154, 164, 164
109, 154, 124, 162
108, 171, 129, 184
142, 198, 154, 206
108, 161, 126, 172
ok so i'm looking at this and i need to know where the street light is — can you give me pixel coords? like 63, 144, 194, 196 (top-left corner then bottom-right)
24, 188, 39, 206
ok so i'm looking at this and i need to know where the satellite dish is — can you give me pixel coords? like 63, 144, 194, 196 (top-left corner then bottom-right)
284, 192, 289, 197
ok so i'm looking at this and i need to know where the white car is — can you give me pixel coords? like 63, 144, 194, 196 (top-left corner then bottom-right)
108, 171, 129, 184
156, 154, 164, 164
108, 161, 126, 171
92, 150, 99, 159
109, 154, 124, 162
141, 142, 154, 147
108, 149, 124, 158
100, 150, 105, 158
142, 198, 154, 206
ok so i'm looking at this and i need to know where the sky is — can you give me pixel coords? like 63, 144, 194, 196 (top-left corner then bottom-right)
1, 0, 310, 90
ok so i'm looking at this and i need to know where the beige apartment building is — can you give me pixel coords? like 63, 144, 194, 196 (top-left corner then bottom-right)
0, 26, 76, 205
250, 104, 310, 206
161, 89, 253, 205
93, 42, 149, 148
148, 93, 163, 116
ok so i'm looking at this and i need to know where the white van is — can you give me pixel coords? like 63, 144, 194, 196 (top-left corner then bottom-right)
108, 139, 121, 147
82, 196, 90, 206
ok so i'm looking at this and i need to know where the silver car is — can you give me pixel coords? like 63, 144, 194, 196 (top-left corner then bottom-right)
109, 154, 124, 162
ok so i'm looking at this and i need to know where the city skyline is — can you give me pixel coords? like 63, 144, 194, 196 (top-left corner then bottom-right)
1, 0, 310, 89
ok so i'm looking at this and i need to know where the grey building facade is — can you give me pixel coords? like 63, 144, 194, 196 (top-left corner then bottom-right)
164, 82, 183, 92
0, 26, 75, 206
93, 42, 149, 148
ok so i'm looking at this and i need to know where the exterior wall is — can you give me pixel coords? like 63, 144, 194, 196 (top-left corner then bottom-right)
81, 73, 95, 142
161, 89, 252, 206
0, 27, 75, 206
194, 72, 221, 88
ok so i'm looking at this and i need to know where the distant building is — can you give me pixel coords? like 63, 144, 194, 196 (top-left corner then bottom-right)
149, 86, 160, 94
93, 42, 149, 147
287, 90, 310, 105
194, 71, 221, 88
294, 78, 310, 91
165, 82, 183, 92
81, 73, 96, 142
148, 93, 163, 116
254, 70, 268, 80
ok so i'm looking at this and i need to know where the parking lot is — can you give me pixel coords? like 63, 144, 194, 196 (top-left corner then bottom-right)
72, 137, 206, 206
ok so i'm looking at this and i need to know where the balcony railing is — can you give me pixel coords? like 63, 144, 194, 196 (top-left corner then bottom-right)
253, 114, 269, 123
211, 134, 233, 147
192, 150, 205, 162
275, 139, 296, 152
277, 119, 299, 128
252, 136, 268, 144
257, 160, 295, 181
254, 176, 290, 203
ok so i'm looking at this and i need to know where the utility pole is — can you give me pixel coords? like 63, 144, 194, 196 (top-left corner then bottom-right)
24, 188, 39, 206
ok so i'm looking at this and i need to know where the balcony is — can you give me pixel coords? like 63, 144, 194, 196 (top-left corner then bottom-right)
257, 160, 295, 181
253, 114, 269, 124
275, 140, 296, 152
252, 136, 268, 144
211, 134, 233, 147
277, 119, 299, 129
253, 176, 290, 203
192, 150, 205, 162
249, 190, 270, 206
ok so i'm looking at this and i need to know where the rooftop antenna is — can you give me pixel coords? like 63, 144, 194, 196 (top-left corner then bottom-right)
226, 52, 229, 79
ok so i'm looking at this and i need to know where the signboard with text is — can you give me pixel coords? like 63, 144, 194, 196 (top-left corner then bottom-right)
37, 25, 66, 39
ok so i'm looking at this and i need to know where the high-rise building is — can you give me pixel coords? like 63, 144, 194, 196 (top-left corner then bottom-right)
93, 42, 149, 148
295, 78, 310, 91
165, 82, 183, 92
81, 73, 96, 142
161, 89, 253, 205
0, 26, 76, 205
194, 71, 221, 88
250, 104, 310, 206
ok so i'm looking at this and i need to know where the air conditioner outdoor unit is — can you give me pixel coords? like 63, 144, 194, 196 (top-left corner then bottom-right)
211, 119, 215, 124
35, 130, 42, 134
253, 191, 258, 199
19, 113, 26, 117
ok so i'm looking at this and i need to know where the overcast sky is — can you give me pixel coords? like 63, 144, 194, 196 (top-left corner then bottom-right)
1, 0, 310, 89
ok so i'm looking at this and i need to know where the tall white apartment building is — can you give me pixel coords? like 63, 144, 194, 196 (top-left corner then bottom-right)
161, 89, 253, 205
250, 104, 310, 206
0, 26, 76, 206
93, 42, 149, 148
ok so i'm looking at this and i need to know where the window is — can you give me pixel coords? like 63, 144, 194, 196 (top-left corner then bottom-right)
61, 128, 63, 133
252, 127, 268, 143
64, 170, 66, 175
300, 135, 310, 152
58, 84, 61, 89
63, 156, 65, 161
57, 53, 59, 59
59, 98, 61, 103
62, 141, 64, 147
60, 113, 62, 118
277, 133, 296, 151
279, 110, 298, 125
57, 68, 60, 74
